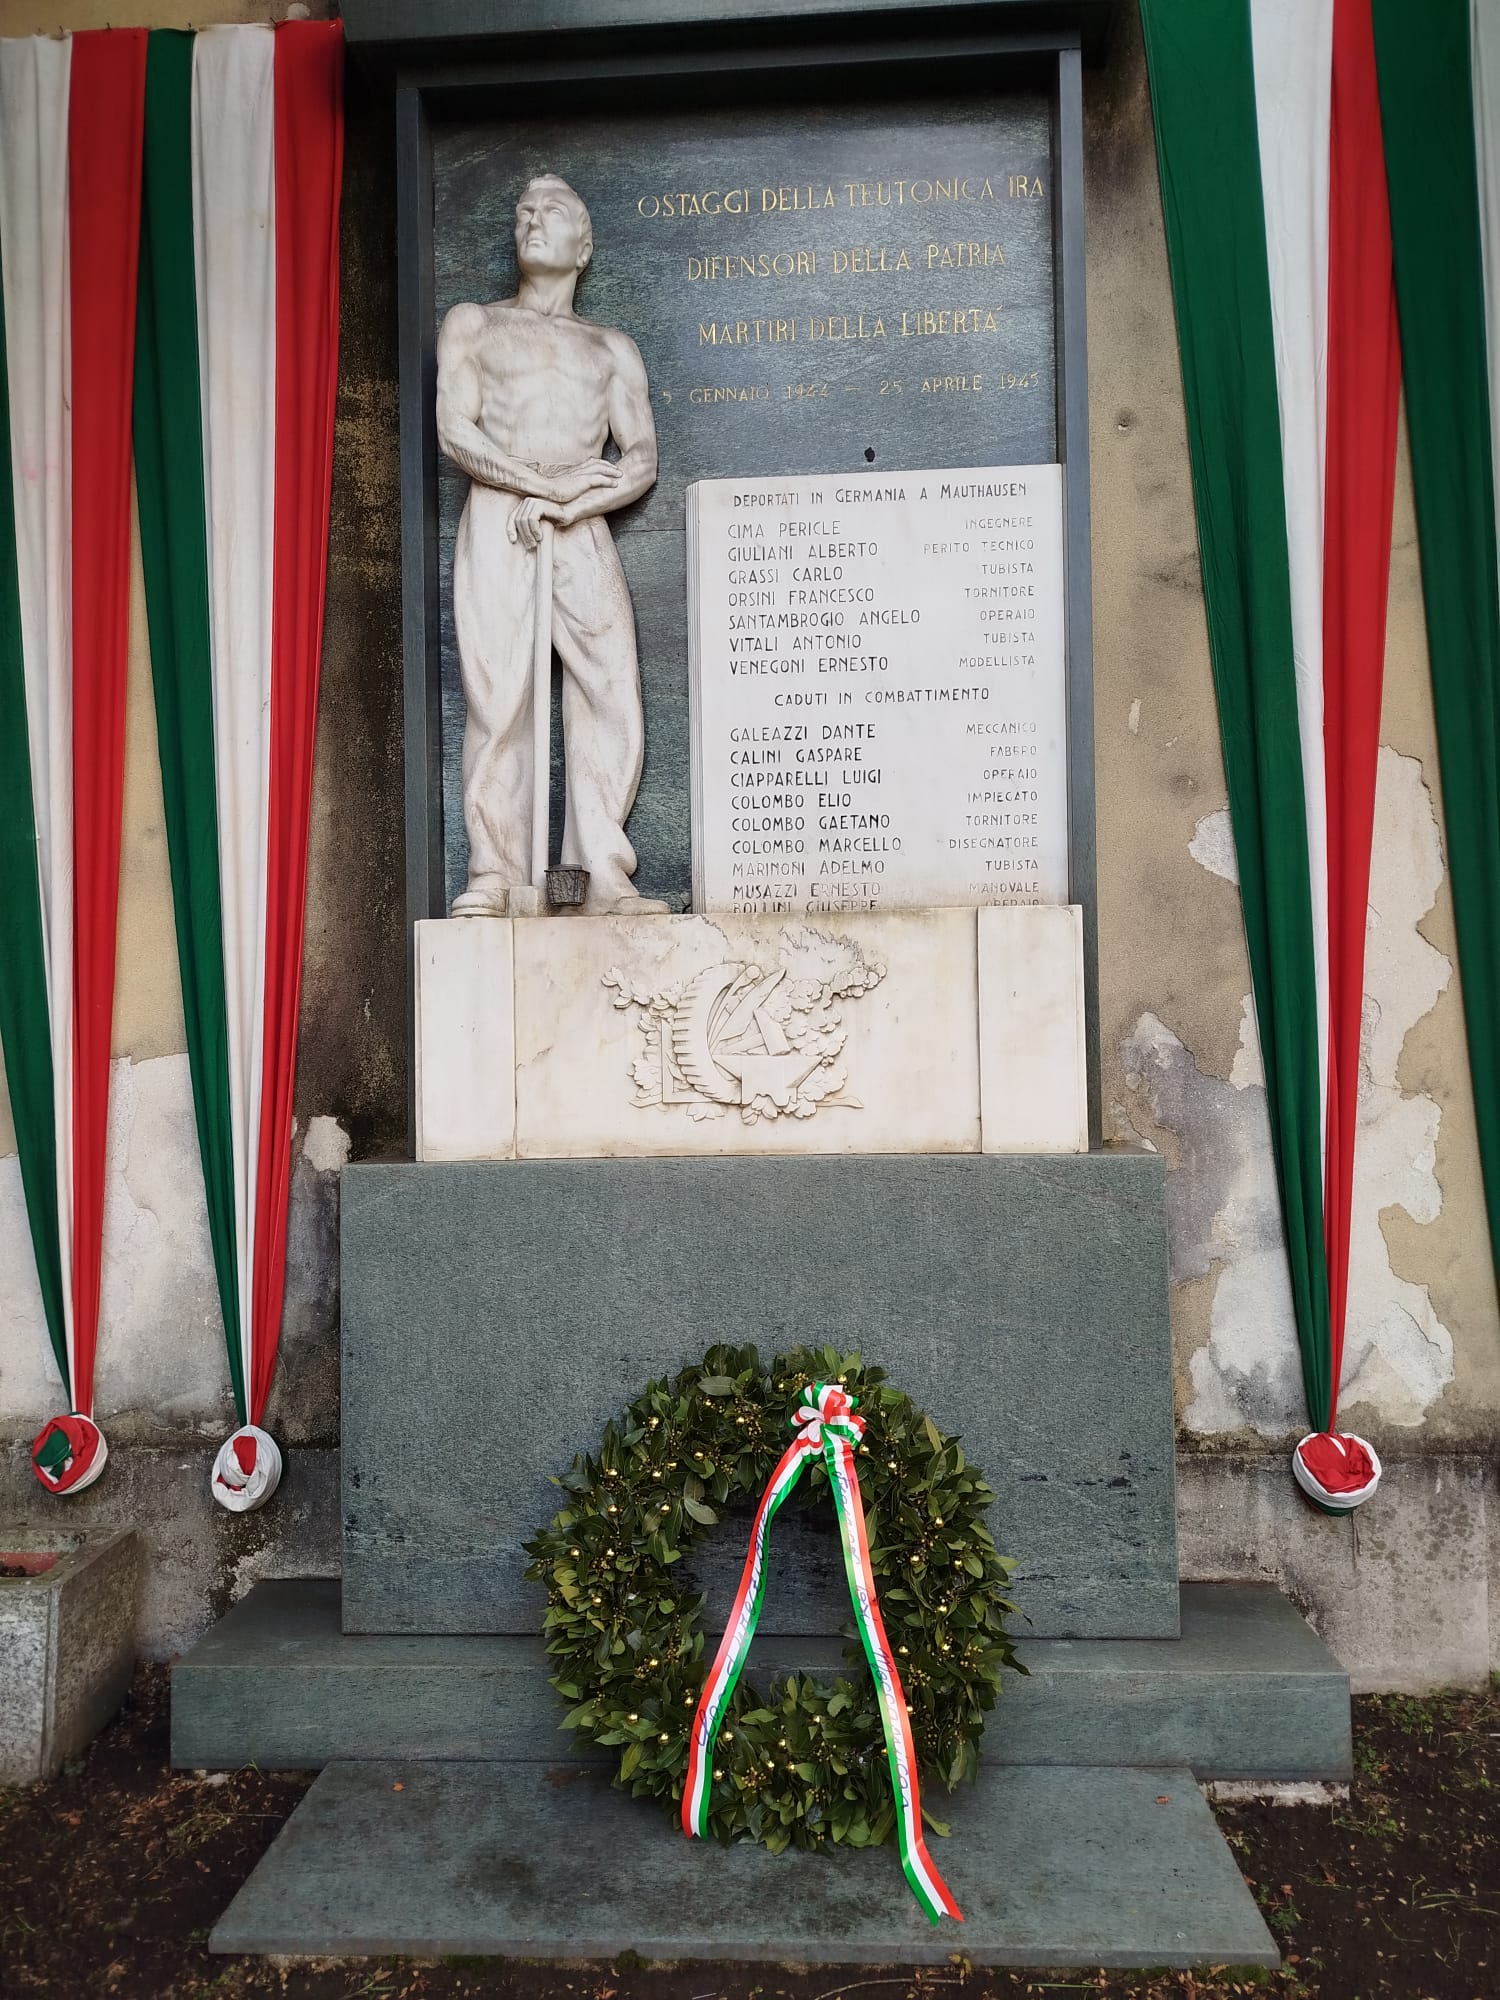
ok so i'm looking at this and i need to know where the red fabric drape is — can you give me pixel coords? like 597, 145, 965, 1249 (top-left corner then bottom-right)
249, 21, 344, 1424
1321, 0, 1402, 1422
68, 29, 147, 1415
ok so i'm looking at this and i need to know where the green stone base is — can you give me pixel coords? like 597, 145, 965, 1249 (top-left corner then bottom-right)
341, 1153, 1177, 1640
209, 1757, 1278, 1967
172, 1578, 1350, 1782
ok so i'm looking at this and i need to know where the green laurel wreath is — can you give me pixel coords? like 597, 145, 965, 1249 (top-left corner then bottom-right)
524, 1343, 1023, 1854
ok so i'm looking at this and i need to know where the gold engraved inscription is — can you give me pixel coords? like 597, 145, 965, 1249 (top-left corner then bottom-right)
651, 160, 1039, 388
688, 252, 819, 281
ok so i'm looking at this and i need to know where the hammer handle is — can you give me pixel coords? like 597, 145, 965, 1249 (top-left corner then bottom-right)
531, 521, 554, 891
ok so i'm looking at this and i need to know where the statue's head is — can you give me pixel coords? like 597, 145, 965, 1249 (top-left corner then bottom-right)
514, 175, 593, 281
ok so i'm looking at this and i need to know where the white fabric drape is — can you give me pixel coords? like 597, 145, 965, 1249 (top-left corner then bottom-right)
0, 35, 76, 1386
191, 25, 277, 1400
1249, 0, 1335, 1161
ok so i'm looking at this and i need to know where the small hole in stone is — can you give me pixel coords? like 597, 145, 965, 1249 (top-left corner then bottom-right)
864, 446, 875, 463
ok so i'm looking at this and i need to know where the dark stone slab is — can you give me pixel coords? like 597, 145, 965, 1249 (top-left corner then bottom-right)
433, 92, 1057, 907
341, 1154, 1176, 1640
210, 1756, 1276, 1967
173, 1580, 1349, 1781
344, 0, 1123, 70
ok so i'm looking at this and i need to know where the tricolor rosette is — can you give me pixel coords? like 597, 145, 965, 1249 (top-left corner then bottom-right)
30, 1414, 109, 1495
211, 1426, 283, 1513
1292, 1430, 1382, 1512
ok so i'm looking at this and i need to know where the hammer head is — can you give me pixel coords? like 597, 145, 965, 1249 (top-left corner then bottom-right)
545, 865, 590, 909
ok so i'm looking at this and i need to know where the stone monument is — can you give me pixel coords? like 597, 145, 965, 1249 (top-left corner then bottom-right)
437, 174, 667, 916
174, 5, 1348, 1970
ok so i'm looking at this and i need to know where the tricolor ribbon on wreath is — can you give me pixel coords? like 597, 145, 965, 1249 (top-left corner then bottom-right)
682, 1381, 963, 1925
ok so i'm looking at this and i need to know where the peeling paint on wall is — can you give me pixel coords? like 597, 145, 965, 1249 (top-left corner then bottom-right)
1188, 806, 1239, 887
1341, 751, 1454, 1426
302, 1114, 353, 1176
1120, 748, 1455, 1437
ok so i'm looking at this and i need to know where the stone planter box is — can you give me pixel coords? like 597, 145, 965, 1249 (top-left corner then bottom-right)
0, 1530, 140, 1785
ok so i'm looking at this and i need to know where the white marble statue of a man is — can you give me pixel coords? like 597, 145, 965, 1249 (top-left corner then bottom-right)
437, 174, 666, 915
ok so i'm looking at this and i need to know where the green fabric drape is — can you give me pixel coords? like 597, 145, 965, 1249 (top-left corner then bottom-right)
1372, 0, 1500, 1292
0, 275, 68, 1388
133, 28, 245, 1422
1140, 0, 1333, 1427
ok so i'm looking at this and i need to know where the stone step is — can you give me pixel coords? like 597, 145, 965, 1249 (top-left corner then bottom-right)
209, 1757, 1278, 1967
173, 1577, 1350, 1782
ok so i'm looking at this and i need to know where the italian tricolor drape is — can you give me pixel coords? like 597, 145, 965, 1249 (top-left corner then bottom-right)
0, 30, 147, 1494
134, 22, 343, 1511
1146, 0, 1500, 1506
1141, 0, 1397, 1510
0, 21, 341, 1505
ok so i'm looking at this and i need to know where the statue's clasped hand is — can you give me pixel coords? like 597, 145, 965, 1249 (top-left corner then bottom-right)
508, 495, 562, 549
508, 458, 621, 548
548, 457, 622, 506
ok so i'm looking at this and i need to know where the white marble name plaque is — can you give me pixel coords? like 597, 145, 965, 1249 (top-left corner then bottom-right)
686, 464, 1069, 915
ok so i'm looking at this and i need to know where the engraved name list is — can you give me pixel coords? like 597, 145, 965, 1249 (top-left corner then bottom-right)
687, 465, 1069, 915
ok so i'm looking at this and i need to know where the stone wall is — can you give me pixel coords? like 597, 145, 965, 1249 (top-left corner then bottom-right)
0, 1, 1494, 1690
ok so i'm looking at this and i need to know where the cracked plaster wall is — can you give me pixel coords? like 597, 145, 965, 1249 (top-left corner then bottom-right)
1121, 750, 1455, 1439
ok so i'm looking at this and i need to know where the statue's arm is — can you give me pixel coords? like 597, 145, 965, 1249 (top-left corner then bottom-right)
551, 334, 658, 525
435, 305, 563, 503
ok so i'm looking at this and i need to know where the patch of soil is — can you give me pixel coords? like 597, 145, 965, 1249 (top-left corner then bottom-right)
0, 1670, 1493, 1999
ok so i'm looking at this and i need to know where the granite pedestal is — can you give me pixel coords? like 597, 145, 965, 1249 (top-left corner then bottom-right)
340, 1152, 1178, 1639
174, 1577, 1352, 1782
0, 1531, 140, 1784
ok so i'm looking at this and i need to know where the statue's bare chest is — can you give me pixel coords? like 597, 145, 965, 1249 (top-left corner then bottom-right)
473, 312, 610, 419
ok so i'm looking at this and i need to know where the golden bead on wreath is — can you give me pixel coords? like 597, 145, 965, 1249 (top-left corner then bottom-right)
523, 1343, 1021, 1856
